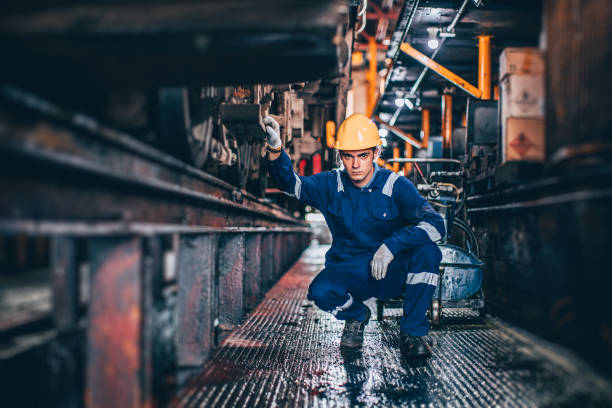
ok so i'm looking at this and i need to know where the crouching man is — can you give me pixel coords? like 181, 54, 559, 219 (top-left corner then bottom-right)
264, 113, 445, 358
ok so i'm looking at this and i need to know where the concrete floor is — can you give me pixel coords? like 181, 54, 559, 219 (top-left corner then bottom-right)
172, 244, 612, 407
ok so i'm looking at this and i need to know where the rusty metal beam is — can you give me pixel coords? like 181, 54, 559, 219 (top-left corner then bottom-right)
86, 237, 143, 408
0, 89, 307, 228
50, 237, 79, 333
177, 234, 217, 374
243, 234, 263, 312
400, 43, 483, 99
261, 233, 276, 292
0, 221, 310, 236
217, 233, 246, 344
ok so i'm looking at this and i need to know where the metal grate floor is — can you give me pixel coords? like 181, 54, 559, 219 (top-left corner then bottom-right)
171, 244, 612, 407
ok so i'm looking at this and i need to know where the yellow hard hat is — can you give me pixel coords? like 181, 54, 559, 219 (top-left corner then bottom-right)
334, 113, 382, 150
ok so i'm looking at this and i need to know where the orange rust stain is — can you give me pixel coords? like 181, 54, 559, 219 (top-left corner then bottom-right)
89, 240, 141, 408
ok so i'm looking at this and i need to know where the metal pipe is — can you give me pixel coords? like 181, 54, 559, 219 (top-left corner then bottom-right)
447, 0, 471, 32
409, 37, 446, 96
389, 106, 402, 126
404, 140, 413, 174
478, 35, 492, 100
325, 120, 336, 149
387, 157, 462, 164
409, 0, 471, 96
442, 93, 453, 157
392, 146, 400, 173
421, 108, 430, 149
367, 36, 378, 116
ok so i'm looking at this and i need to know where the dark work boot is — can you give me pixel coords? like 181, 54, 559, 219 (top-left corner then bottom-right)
340, 307, 371, 347
400, 334, 432, 359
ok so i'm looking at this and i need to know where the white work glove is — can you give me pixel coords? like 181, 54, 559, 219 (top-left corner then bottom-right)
263, 116, 282, 149
371, 243, 394, 280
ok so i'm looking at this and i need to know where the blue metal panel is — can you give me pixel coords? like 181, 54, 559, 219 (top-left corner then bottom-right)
435, 244, 483, 301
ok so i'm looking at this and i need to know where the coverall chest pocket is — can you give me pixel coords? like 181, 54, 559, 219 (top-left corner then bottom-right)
368, 205, 400, 239
327, 202, 353, 237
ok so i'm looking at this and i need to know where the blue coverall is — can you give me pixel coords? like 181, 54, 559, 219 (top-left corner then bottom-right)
268, 150, 445, 336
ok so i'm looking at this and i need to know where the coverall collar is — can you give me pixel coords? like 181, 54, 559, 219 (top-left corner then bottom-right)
342, 162, 383, 190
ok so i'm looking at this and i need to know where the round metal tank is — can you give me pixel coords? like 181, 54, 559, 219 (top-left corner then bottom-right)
438, 244, 483, 301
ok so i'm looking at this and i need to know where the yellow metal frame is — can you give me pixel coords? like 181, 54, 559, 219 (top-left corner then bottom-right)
442, 94, 453, 152
325, 120, 336, 149
374, 115, 423, 149
478, 35, 492, 100
404, 141, 413, 174
421, 109, 430, 149
400, 43, 483, 99
366, 36, 378, 117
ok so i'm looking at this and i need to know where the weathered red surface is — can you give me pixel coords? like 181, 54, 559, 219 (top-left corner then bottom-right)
86, 238, 142, 408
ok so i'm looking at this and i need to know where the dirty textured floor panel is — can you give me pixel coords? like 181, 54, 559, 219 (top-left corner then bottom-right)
172, 245, 612, 407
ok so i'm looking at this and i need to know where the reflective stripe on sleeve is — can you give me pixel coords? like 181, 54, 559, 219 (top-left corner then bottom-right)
416, 221, 442, 242
294, 173, 302, 199
406, 272, 439, 287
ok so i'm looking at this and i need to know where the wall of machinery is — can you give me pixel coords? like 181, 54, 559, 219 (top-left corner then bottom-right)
357, 0, 612, 376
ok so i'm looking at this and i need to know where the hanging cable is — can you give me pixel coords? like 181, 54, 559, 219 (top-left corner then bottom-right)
358, 0, 368, 16
355, 4, 368, 34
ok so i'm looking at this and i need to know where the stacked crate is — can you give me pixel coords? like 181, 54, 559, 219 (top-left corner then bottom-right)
499, 48, 545, 163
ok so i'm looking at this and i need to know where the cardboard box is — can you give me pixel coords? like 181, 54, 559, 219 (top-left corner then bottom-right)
501, 74, 545, 118
499, 48, 544, 79
502, 117, 545, 162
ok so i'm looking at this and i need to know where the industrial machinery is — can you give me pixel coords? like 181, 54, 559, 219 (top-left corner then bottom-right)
376, 157, 485, 324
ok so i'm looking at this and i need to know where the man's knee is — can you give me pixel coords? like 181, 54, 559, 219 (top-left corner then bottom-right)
308, 272, 343, 306
307, 278, 327, 305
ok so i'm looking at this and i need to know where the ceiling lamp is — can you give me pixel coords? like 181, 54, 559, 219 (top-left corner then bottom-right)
427, 27, 439, 50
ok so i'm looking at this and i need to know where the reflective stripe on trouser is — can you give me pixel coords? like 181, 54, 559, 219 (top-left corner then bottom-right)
308, 243, 442, 335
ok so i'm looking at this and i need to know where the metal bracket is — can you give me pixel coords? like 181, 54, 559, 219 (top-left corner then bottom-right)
400, 43, 483, 99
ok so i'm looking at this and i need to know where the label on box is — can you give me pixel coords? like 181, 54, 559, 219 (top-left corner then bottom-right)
499, 48, 544, 79
502, 118, 545, 162
501, 75, 545, 118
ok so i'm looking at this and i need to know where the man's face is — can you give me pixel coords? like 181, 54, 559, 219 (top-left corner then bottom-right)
339, 148, 376, 186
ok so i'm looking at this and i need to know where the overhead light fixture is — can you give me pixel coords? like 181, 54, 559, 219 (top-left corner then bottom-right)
404, 98, 414, 110
379, 128, 389, 137
439, 29, 456, 38
394, 98, 405, 107
427, 27, 439, 50
381, 138, 388, 147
